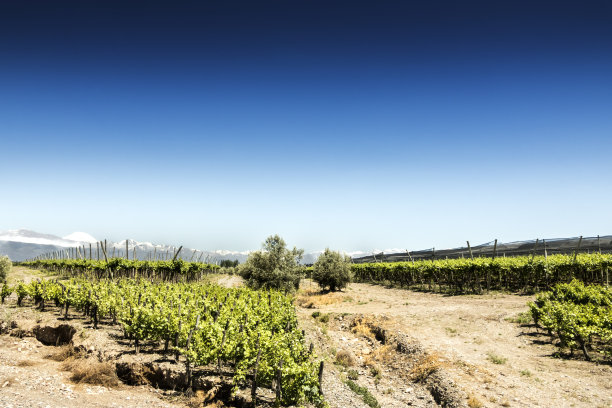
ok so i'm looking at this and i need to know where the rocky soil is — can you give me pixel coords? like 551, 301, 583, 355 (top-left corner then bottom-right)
297, 280, 612, 408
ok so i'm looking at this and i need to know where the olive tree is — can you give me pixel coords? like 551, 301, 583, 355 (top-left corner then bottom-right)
0, 255, 11, 283
312, 248, 352, 292
240, 235, 304, 292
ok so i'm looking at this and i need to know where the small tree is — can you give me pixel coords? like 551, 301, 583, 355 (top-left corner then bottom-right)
240, 235, 304, 292
219, 259, 239, 268
312, 249, 352, 292
0, 255, 11, 283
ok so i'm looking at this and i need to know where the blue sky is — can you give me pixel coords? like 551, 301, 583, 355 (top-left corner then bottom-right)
1, 1, 611, 252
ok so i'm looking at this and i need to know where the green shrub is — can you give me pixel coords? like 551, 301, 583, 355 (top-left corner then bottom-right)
345, 379, 381, 408
239, 235, 304, 292
0, 256, 11, 283
312, 248, 352, 292
347, 368, 359, 380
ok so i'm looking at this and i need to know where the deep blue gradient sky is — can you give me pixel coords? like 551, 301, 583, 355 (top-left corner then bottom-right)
1, 1, 611, 252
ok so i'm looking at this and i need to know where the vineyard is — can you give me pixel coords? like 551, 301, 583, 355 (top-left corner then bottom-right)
19, 259, 220, 281
350, 253, 612, 294
0, 276, 324, 406
3, 251, 612, 407
529, 280, 612, 361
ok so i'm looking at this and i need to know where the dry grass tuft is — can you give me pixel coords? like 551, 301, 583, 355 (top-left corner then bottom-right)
16, 360, 38, 367
335, 349, 356, 367
467, 393, 484, 408
351, 316, 377, 339
410, 352, 445, 383
45, 345, 85, 362
296, 289, 348, 308
364, 344, 394, 366
46, 345, 120, 387
62, 358, 120, 387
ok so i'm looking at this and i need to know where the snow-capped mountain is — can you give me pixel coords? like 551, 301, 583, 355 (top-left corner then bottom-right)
62, 232, 98, 244
0, 229, 97, 248
0, 229, 255, 263
0, 229, 383, 263
0, 229, 100, 261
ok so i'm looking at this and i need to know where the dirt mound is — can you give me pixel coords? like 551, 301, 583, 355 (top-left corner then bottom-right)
33, 324, 77, 345
116, 361, 187, 389
347, 314, 467, 407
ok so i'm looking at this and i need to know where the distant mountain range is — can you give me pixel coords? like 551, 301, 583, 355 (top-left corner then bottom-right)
0, 229, 337, 263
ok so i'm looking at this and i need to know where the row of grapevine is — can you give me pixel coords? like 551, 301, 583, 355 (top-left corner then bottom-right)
19, 259, 220, 282
351, 253, 612, 293
2, 278, 323, 405
529, 280, 612, 360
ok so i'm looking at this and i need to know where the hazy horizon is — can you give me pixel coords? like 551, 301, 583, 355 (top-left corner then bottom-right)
2, 1, 611, 253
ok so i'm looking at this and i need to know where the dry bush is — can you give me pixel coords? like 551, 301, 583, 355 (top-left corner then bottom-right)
46, 345, 120, 387
45, 345, 85, 362
335, 349, 356, 367
62, 358, 120, 387
188, 391, 225, 408
410, 352, 445, 383
364, 344, 394, 367
351, 316, 376, 339
296, 289, 346, 308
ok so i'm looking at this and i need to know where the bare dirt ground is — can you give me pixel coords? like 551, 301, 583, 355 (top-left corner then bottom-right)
0, 335, 182, 408
0, 307, 184, 408
297, 280, 612, 408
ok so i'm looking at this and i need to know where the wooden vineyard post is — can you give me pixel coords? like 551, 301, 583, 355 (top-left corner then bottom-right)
185, 326, 195, 395
466, 241, 474, 291
126, 240, 129, 260
100, 242, 109, 262
318, 361, 324, 396
531, 238, 539, 260
251, 333, 261, 408
492, 239, 498, 260
64, 288, 70, 319
89, 243, 92, 260
573, 236, 583, 262
598, 235, 601, 253
175, 311, 182, 362
488, 239, 497, 292
173, 246, 183, 262
467, 241, 474, 260
97, 242, 100, 260
217, 320, 230, 375
275, 359, 283, 404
